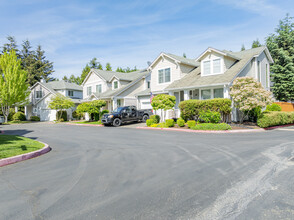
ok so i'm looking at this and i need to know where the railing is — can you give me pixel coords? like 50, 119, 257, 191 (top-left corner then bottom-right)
275, 102, 294, 112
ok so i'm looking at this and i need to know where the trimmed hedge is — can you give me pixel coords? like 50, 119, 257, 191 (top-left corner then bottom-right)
30, 116, 40, 121
179, 98, 231, 122
266, 103, 282, 111
165, 119, 175, 127
150, 115, 160, 124
187, 120, 196, 128
12, 112, 26, 121
146, 119, 155, 127
199, 110, 221, 123
191, 123, 232, 130
177, 118, 185, 127
257, 111, 294, 128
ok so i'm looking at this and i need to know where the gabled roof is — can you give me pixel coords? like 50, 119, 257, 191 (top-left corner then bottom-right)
149, 52, 199, 69
45, 80, 82, 91
90, 70, 150, 99
166, 46, 269, 90
195, 47, 241, 61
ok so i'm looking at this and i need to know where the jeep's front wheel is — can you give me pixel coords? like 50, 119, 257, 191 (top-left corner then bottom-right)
112, 118, 122, 127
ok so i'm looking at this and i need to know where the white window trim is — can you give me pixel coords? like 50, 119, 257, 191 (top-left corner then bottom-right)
201, 56, 224, 77
157, 67, 172, 85
87, 86, 92, 96
35, 90, 43, 99
199, 87, 225, 100
113, 80, 119, 89
96, 84, 102, 93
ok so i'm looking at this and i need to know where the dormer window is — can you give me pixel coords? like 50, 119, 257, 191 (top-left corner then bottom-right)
202, 58, 222, 76
96, 84, 102, 93
158, 68, 170, 84
113, 81, 118, 89
35, 91, 43, 99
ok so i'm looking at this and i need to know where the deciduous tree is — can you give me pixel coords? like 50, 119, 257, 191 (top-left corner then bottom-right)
48, 94, 74, 120
151, 94, 176, 122
0, 50, 30, 122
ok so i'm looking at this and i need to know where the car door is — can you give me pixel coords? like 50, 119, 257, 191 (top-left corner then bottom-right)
129, 107, 137, 121
122, 107, 131, 122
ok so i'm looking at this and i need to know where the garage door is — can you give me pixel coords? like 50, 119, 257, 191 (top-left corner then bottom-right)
140, 101, 152, 109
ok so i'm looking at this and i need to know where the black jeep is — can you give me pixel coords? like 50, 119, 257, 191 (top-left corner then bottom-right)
101, 106, 152, 127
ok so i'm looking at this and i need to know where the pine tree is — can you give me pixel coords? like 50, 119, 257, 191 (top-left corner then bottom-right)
2, 36, 19, 55
20, 40, 36, 85
241, 44, 246, 51
62, 76, 68, 81
252, 39, 262, 48
105, 62, 112, 71
183, 53, 187, 58
266, 14, 294, 101
81, 64, 91, 83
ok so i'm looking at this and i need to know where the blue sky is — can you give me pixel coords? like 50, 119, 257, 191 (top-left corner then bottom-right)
0, 0, 293, 79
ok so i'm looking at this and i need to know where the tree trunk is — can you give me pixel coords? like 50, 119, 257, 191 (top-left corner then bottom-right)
1, 105, 9, 123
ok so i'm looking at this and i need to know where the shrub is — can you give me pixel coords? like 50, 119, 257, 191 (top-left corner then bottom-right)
187, 120, 196, 128
266, 103, 282, 111
56, 110, 67, 121
59, 118, 64, 122
257, 111, 294, 128
165, 119, 175, 127
150, 124, 159, 127
247, 107, 262, 122
191, 123, 232, 130
100, 109, 109, 118
199, 110, 221, 123
146, 119, 155, 127
30, 116, 40, 121
177, 118, 185, 127
12, 112, 26, 121
72, 110, 83, 120
150, 115, 160, 124
179, 98, 231, 122
8, 108, 15, 121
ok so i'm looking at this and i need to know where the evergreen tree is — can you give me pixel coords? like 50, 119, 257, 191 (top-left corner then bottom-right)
241, 44, 246, 51
266, 14, 294, 101
116, 67, 124, 72
62, 76, 68, 81
105, 62, 112, 71
69, 74, 82, 85
20, 40, 36, 85
33, 45, 54, 84
2, 36, 19, 55
183, 53, 187, 58
252, 39, 262, 48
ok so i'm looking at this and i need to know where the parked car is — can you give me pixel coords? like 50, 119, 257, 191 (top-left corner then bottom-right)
101, 106, 152, 127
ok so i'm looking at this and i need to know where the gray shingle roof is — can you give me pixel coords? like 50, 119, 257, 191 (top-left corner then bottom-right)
135, 88, 151, 97
165, 53, 200, 66
166, 46, 266, 90
45, 80, 82, 91
92, 70, 150, 99
92, 69, 147, 82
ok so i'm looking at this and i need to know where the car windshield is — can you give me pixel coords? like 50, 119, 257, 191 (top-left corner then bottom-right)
112, 107, 124, 113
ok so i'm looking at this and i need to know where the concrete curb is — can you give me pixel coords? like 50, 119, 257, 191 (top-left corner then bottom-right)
0, 141, 51, 167
136, 126, 265, 133
65, 122, 104, 127
263, 123, 294, 130
0, 130, 4, 134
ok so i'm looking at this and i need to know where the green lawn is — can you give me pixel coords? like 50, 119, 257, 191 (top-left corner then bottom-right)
0, 135, 44, 159
73, 121, 102, 125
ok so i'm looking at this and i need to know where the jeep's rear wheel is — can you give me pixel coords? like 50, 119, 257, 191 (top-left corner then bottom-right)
112, 118, 122, 127
142, 114, 149, 122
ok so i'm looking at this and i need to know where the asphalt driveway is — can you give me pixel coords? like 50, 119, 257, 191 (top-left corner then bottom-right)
0, 123, 294, 220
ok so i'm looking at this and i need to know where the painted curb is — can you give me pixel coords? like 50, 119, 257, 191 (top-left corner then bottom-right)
65, 123, 104, 127
0, 141, 51, 167
136, 127, 265, 133
263, 123, 294, 130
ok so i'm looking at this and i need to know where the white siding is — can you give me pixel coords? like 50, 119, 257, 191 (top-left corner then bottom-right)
83, 71, 107, 98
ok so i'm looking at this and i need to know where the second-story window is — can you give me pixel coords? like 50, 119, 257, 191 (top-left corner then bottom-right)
203, 61, 211, 76
213, 59, 221, 74
68, 90, 74, 97
203, 58, 222, 76
147, 81, 150, 88
158, 68, 170, 84
96, 84, 102, 93
87, 86, 92, 96
35, 91, 43, 99
113, 81, 118, 89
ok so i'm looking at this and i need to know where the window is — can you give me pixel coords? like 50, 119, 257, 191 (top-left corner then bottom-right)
96, 84, 102, 93
158, 68, 171, 84
113, 81, 118, 89
203, 61, 211, 76
68, 90, 74, 97
213, 88, 224, 98
147, 81, 150, 88
117, 99, 121, 107
213, 59, 221, 74
201, 89, 211, 100
257, 61, 261, 82
87, 86, 92, 96
35, 91, 42, 99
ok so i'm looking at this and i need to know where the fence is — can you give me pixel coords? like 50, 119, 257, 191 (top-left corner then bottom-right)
275, 102, 294, 112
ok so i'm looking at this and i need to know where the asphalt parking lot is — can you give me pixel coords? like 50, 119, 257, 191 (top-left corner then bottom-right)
0, 123, 294, 220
